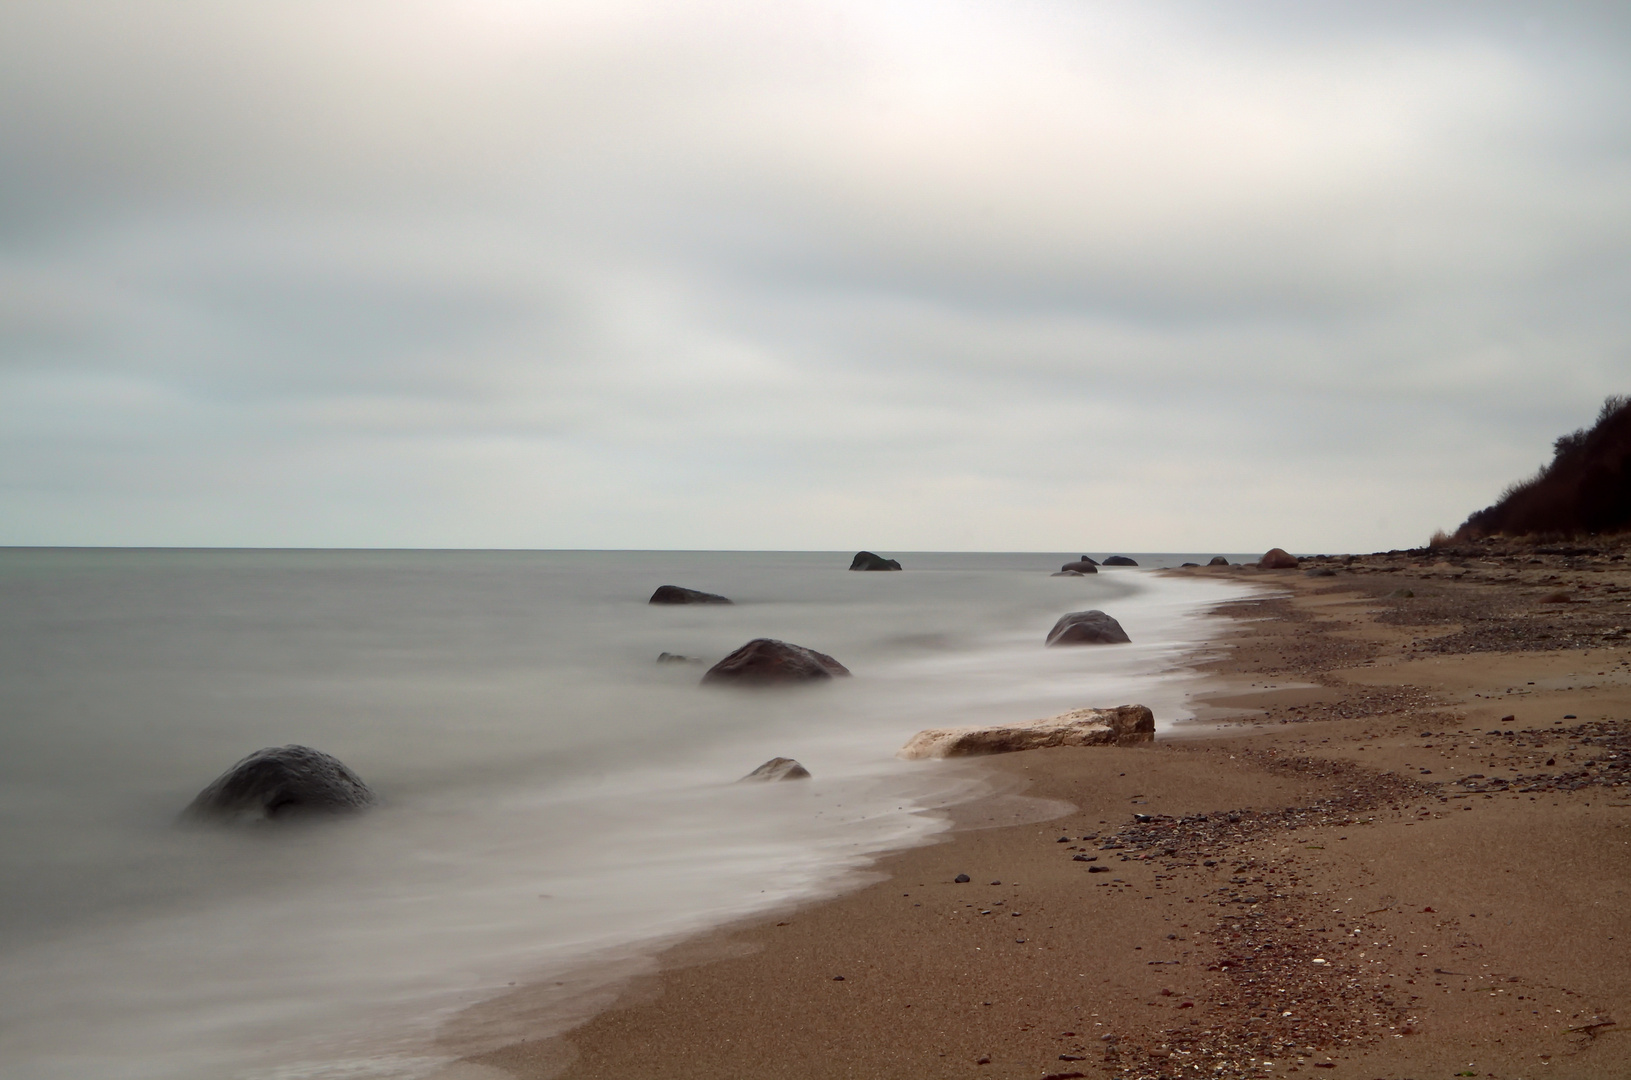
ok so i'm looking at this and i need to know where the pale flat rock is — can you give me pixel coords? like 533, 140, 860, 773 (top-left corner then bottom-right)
898, 704, 1154, 759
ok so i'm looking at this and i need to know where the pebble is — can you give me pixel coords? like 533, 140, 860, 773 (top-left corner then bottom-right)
954, 874, 970, 883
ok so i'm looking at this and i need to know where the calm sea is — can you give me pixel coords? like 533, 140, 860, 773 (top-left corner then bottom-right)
0, 549, 1257, 1080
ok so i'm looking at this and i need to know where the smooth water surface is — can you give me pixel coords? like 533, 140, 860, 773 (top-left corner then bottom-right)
0, 549, 1257, 1079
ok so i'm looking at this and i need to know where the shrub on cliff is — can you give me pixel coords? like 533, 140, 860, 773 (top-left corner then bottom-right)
1458, 395, 1631, 538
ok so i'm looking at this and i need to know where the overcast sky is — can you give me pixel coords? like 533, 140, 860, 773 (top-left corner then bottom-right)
2, 1, 1628, 552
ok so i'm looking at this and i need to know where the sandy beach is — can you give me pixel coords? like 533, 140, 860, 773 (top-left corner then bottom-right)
442, 542, 1631, 1080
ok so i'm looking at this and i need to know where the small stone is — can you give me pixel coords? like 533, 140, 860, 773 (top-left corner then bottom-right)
832, 975, 845, 981
648, 585, 732, 605
1088, 865, 1110, 873
954, 874, 971, 883
976, 1056, 991, 1065
740, 757, 811, 782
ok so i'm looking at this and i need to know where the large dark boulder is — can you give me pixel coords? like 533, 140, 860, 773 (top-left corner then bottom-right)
1257, 548, 1299, 570
849, 551, 902, 571
702, 638, 851, 685
1058, 559, 1099, 574
1101, 555, 1138, 566
1208, 556, 1229, 566
1045, 610, 1131, 646
649, 585, 733, 604
183, 745, 374, 822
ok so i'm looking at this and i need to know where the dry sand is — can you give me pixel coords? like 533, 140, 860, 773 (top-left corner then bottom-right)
441, 541, 1631, 1080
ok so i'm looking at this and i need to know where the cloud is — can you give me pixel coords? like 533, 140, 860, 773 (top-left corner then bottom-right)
2, 1, 1629, 549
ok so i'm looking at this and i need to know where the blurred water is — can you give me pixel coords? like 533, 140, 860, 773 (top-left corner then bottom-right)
0, 549, 1255, 1079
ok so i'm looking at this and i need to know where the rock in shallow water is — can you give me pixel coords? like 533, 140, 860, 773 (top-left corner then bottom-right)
183, 744, 374, 822
849, 550, 903, 571
740, 757, 812, 781
1057, 559, 1099, 574
1045, 609, 1131, 646
649, 585, 733, 604
1102, 555, 1138, 566
898, 705, 1155, 759
701, 638, 851, 685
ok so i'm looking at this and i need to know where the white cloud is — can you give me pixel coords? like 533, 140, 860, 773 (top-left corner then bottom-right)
1, 1, 1628, 550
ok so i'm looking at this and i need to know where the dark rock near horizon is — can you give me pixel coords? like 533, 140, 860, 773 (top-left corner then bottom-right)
701, 638, 852, 685
649, 585, 733, 605
850, 551, 903, 571
1102, 556, 1138, 566
1257, 547, 1299, 570
1045, 610, 1132, 646
1058, 559, 1099, 573
740, 757, 812, 782
1077, 556, 1099, 565
183, 745, 374, 823
1208, 556, 1229, 566
657, 651, 701, 663
1180, 562, 1200, 567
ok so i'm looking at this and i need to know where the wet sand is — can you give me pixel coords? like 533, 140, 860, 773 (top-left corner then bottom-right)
443, 542, 1631, 1079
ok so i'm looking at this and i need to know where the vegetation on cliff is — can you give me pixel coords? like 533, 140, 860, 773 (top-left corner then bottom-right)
1456, 395, 1631, 539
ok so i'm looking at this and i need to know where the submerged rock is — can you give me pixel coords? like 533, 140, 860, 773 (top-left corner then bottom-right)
1058, 559, 1099, 574
701, 638, 851, 685
740, 757, 812, 781
1257, 548, 1299, 570
899, 705, 1155, 759
849, 551, 903, 571
649, 585, 733, 604
1102, 555, 1138, 566
657, 651, 702, 663
1045, 609, 1131, 646
183, 745, 374, 822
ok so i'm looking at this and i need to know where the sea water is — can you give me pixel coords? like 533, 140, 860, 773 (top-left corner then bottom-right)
0, 549, 1258, 1080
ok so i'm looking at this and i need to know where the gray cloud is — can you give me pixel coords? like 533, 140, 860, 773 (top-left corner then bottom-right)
2, 1, 1629, 550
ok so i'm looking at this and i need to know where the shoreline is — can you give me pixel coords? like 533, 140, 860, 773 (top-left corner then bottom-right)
438, 547, 1631, 1079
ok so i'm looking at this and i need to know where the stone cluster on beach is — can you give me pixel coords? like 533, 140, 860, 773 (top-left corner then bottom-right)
899, 705, 1154, 759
